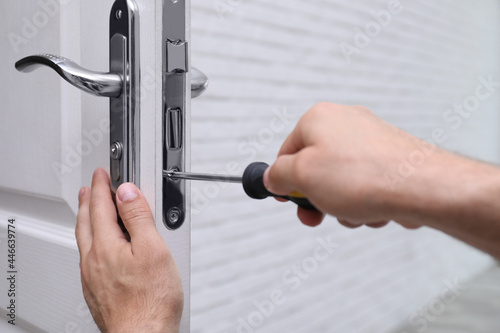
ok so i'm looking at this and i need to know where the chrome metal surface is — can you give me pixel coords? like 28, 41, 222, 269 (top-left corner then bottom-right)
166, 40, 187, 73
165, 170, 242, 183
162, 0, 189, 230
109, 0, 140, 191
191, 67, 209, 98
15, 54, 122, 97
162, 0, 209, 229
167, 207, 182, 225
166, 108, 182, 150
110, 142, 123, 160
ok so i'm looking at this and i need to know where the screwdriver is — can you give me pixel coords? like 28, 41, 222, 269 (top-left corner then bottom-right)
164, 162, 318, 211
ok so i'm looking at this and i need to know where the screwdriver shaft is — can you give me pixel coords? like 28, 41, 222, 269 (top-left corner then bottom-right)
164, 170, 243, 183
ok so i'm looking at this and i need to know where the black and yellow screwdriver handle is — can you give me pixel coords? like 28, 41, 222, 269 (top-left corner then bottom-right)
242, 162, 318, 211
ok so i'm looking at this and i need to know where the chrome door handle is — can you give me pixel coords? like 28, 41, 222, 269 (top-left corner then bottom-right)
15, 55, 208, 99
191, 67, 209, 99
15, 54, 123, 98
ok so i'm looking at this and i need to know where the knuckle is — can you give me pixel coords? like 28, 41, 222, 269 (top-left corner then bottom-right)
90, 240, 117, 261
312, 102, 332, 112
122, 203, 151, 224
89, 242, 104, 257
353, 105, 371, 114
308, 102, 331, 118
301, 102, 339, 127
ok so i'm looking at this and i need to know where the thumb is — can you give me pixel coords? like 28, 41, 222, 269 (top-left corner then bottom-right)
265, 154, 301, 196
116, 183, 158, 244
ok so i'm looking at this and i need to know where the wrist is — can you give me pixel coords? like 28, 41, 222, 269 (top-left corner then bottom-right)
390, 149, 500, 229
108, 321, 175, 333
380, 146, 458, 227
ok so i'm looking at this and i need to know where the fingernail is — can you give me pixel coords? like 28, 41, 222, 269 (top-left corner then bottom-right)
263, 168, 271, 191
117, 183, 140, 202
78, 188, 85, 201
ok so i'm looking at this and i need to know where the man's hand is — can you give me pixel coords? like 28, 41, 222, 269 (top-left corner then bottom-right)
264, 102, 500, 259
264, 103, 426, 228
76, 169, 183, 333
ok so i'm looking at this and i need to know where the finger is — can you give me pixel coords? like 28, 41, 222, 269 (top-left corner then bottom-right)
89, 169, 125, 243
265, 155, 300, 196
76, 187, 92, 258
396, 219, 422, 229
277, 126, 306, 157
115, 183, 159, 249
297, 207, 324, 227
337, 219, 362, 229
366, 221, 390, 229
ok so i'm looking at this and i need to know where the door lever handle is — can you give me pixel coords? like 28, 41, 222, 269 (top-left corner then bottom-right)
191, 67, 209, 98
15, 54, 123, 98
15, 54, 208, 99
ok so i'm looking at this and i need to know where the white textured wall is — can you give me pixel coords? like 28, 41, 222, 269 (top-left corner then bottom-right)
190, 1, 500, 332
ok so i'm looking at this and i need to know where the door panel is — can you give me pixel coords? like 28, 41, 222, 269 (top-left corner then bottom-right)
0, 1, 107, 331
0, 1, 192, 332
0, 0, 87, 225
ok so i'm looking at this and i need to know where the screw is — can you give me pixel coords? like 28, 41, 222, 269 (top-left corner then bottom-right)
168, 167, 181, 181
116, 9, 123, 19
110, 142, 123, 160
167, 208, 182, 225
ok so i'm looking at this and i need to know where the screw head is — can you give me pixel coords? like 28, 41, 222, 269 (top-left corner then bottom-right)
110, 142, 123, 160
167, 208, 182, 225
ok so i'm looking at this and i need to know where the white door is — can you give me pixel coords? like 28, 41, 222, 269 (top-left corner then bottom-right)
0, 1, 191, 332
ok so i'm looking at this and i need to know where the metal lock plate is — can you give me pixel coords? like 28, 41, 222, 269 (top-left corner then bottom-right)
162, 0, 189, 230
162, 1, 209, 230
